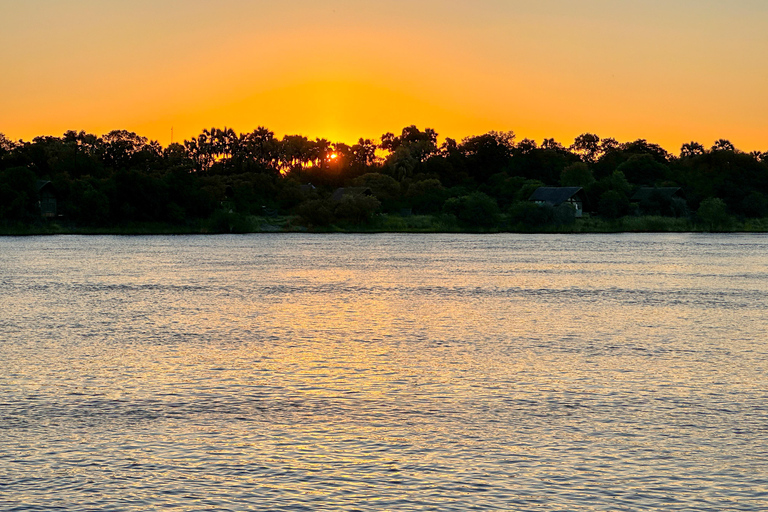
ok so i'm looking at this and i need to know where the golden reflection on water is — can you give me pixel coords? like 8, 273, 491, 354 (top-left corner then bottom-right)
1, 234, 767, 510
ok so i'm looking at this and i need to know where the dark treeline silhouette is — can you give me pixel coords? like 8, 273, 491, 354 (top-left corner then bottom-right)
1, 126, 767, 231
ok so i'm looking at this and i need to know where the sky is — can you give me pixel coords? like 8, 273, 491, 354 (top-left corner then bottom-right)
2, 0, 767, 153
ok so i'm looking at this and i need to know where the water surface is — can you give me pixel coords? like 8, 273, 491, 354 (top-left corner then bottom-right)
1, 233, 767, 510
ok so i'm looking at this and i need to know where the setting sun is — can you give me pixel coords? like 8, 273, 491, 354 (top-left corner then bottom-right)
1, 1, 766, 152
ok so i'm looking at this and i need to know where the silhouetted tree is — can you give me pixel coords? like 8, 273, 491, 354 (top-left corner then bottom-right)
697, 197, 730, 230
570, 133, 601, 163
0, 166, 38, 221
560, 162, 595, 187
680, 142, 706, 158
711, 139, 736, 152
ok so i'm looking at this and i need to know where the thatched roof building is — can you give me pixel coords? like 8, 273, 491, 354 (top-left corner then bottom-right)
528, 187, 584, 217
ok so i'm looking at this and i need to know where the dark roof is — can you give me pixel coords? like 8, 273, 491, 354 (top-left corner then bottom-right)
528, 187, 583, 205
36, 180, 54, 193
300, 183, 316, 193
631, 187, 682, 202
331, 187, 372, 201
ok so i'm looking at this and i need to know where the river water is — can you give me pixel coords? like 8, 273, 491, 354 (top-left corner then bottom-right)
1, 233, 767, 511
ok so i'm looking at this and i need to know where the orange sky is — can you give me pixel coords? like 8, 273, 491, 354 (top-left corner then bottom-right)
2, 0, 767, 153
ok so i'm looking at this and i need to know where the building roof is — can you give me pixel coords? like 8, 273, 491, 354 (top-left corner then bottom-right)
631, 187, 682, 202
36, 180, 54, 193
300, 183, 316, 193
528, 187, 583, 205
331, 187, 373, 201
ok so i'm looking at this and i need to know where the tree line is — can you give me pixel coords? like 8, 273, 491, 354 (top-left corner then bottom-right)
1, 126, 766, 230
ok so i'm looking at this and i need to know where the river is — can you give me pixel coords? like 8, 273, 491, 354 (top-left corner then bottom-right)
1, 233, 767, 510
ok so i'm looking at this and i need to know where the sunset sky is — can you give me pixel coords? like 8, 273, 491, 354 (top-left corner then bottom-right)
2, 0, 767, 153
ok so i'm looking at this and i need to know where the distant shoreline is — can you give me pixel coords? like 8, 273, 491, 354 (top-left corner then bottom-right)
3, 214, 767, 236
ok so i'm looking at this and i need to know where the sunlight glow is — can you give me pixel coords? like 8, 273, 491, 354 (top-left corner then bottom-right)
0, 1, 766, 151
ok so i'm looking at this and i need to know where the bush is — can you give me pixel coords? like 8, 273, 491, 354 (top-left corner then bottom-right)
68, 180, 110, 225
0, 167, 38, 221
598, 190, 630, 219
507, 201, 553, 229
206, 210, 253, 233
443, 192, 500, 227
560, 162, 595, 187
352, 173, 401, 202
405, 178, 445, 213
297, 199, 335, 227
334, 194, 381, 223
697, 197, 731, 231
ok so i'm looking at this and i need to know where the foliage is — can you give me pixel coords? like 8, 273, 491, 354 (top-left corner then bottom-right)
697, 197, 731, 231
352, 173, 401, 202
616, 154, 669, 186
443, 192, 500, 227
560, 162, 594, 187
598, 190, 631, 219
297, 199, 336, 227
507, 201, 554, 229
2, 126, 767, 232
405, 178, 445, 213
0, 167, 38, 221
334, 194, 381, 224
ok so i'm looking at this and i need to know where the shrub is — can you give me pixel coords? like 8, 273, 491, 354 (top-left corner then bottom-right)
297, 199, 335, 227
697, 197, 731, 231
334, 194, 381, 223
405, 178, 445, 213
507, 201, 553, 229
598, 190, 630, 219
443, 192, 500, 227
206, 210, 253, 233
352, 173, 401, 202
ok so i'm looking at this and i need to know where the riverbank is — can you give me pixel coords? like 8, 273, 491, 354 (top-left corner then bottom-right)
4, 213, 768, 235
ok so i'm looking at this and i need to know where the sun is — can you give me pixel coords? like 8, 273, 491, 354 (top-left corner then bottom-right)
328, 152, 338, 160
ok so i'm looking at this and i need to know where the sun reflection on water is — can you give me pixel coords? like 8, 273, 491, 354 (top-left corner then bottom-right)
1, 234, 767, 510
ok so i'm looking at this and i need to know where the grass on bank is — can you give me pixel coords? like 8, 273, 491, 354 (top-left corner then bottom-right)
4, 212, 768, 235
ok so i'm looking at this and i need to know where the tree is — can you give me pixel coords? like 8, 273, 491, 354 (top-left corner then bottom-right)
516, 138, 537, 154
697, 197, 730, 231
442, 192, 500, 227
711, 139, 736, 152
0, 133, 18, 154
600, 137, 619, 153
0, 166, 38, 221
405, 178, 445, 213
101, 130, 161, 171
387, 146, 418, 181
740, 192, 768, 218
680, 142, 705, 158
598, 190, 630, 219
334, 194, 381, 223
297, 199, 335, 226
352, 173, 401, 202
242, 126, 280, 170
350, 138, 379, 170
616, 154, 669, 186
507, 201, 554, 229
570, 133, 601, 163
560, 162, 594, 187
458, 131, 515, 182
541, 138, 565, 151
380, 125, 438, 163
68, 179, 110, 225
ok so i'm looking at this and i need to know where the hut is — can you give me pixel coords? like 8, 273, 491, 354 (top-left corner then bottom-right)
36, 180, 57, 218
528, 187, 584, 217
331, 187, 373, 202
